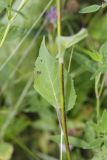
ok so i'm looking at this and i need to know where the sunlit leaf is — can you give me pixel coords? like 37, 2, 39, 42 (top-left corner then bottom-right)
79, 47, 103, 62
79, 5, 101, 14
0, 142, 13, 160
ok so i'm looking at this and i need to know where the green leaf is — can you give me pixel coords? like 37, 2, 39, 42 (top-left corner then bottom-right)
84, 121, 96, 143
100, 110, 107, 133
79, 47, 103, 62
86, 51, 102, 62
34, 38, 76, 110
90, 41, 107, 79
34, 38, 60, 108
94, 110, 107, 134
69, 137, 102, 149
87, 138, 102, 149
92, 146, 107, 160
68, 137, 89, 149
74, 52, 97, 73
90, 61, 107, 80
0, 142, 13, 160
65, 75, 77, 110
56, 28, 88, 58
92, 155, 102, 160
50, 135, 102, 149
79, 5, 101, 14
99, 41, 107, 63
50, 135, 88, 149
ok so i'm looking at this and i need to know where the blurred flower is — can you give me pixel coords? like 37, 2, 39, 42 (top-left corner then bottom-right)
46, 7, 57, 23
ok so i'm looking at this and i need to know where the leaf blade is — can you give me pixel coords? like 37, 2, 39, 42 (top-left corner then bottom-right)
79, 5, 101, 14
34, 38, 77, 111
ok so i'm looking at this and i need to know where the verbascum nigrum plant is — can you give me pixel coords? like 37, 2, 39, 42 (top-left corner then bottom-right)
1, 0, 107, 160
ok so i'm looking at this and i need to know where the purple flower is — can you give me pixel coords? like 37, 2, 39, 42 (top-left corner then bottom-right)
46, 7, 57, 23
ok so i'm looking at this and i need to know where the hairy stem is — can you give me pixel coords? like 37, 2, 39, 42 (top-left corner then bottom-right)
57, 0, 71, 159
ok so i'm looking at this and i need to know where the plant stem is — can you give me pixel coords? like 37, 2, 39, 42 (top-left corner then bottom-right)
59, 62, 71, 160
0, 23, 11, 48
95, 73, 101, 123
68, 47, 74, 73
60, 128, 63, 160
99, 74, 105, 97
57, 0, 71, 159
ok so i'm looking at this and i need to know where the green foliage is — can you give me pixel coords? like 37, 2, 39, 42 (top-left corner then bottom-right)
85, 51, 102, 62
92, 146, 107, 160
84, 121, 96, 143
89, 14, 107, 41
34, 38, 60, 108
79, 48, 103, 62
99, 41, 107, 63
50, 135, 103, 149
34, 38, 76, 111
79, 5, 101, 13
0, 142, 13, 160
94, 110, 107, 134
0, 0, 107, 159
0, 0, 7, 12
91, 41, 107, 79
0, 0, 30, 47
56, 28, 88, 58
